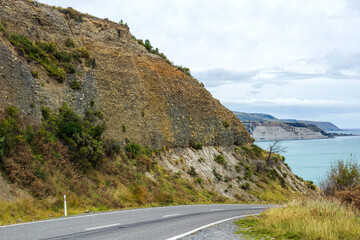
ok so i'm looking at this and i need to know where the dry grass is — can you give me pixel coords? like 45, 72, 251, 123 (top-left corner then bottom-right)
236, 198, 360, 240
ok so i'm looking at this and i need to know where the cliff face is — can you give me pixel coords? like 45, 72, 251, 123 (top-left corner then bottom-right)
243, 121, 329, 141
0, 0, 250, 148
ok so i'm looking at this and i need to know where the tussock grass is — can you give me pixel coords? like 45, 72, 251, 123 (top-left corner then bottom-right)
236, 198, 360, 240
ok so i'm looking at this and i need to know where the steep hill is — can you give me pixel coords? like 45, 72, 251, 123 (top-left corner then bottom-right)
0, 0, 317, 225
0, 0, 250, 149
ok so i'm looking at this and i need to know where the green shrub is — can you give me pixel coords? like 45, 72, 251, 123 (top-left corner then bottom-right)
144, 39, 153, 52
59, 7, 84, 22
187, 166, 197, 177
41, 103, 107, 169
235, 164, 241, 173
192, 142, 203, 150
31, 70, 39, 78
306, 180, 316, 190
251, 144, 263, 157
62, 62, 76, 73
214, 154, 225, 165
223, 121, 230, 128
125, 143, 143, 158
0, 21, 6, 34
69, 79, 81, 90
54, 51, 72, 62
65, 38, 75, 48
122, 125, 127, 132
241, 183, 251, 190
213, 169, 222, 181
244, 168, 253, 180
176, 65, 191, 76
85, 58, 96, 68
196, 177, 202, 184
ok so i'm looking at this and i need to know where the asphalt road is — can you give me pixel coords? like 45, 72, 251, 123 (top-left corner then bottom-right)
0, 204, 271, 240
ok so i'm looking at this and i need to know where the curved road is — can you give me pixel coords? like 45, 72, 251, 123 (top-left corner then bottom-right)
0, 204, 271, 240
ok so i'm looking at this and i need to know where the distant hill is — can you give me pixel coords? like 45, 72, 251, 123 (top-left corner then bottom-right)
282, 120, 340, 131
234, 112, 340, 131
233, 112, 279, 122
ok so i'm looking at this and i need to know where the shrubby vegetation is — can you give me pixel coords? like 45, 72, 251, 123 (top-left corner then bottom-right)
319, 157, 360, 210
0, 105, 228, 225
1, 23, 94, 83
133, 37, 193, 77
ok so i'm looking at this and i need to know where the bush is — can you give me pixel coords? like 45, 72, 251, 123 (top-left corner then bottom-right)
31, 70, 39, 78
144, 39, 153, 52
336, 187, 360, 210
62, 62, 76, 74
65, 38, 76, 48
213, 169, 222, 181
241, 183, 251, 190
214, 154, 225, 165
251, 144, 263, 157
320, 158, 360, 196
85, 58, 96, 68
187, 166, 197, 177
59, 7, 84, 22
125, 143, 143, 158
0, 21, 6, 34
223, 121, 230, 128
69, 79, 81, 90
41, 103, 107, 169
192, 142, 203, 150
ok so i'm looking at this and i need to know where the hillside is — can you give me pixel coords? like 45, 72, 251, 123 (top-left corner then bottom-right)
233, 112, 279, 122
0, 0, 250, 148
0, 0, 317, 224
234, 112, 340, 132
283, 119, 340, 131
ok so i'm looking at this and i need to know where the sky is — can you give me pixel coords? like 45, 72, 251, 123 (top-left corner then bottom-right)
39, 0, 360, 128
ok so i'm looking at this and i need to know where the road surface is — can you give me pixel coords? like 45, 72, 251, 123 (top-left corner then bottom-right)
0, 204, 271, 240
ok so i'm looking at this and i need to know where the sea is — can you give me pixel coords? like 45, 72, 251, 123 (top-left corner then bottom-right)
255, 129, 360, 185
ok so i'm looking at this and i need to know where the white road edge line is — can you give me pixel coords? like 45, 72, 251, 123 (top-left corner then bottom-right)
209, 209, 224, 211
163, 213, 181, 218
85, 223, 122, 231
0, 206, 166, 229
166, 213, 259, 240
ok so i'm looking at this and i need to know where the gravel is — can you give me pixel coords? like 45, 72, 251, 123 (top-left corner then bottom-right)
180, 219, 244, 240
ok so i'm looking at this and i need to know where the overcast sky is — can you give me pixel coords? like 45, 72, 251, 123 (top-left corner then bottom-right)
39, 0, 360, 128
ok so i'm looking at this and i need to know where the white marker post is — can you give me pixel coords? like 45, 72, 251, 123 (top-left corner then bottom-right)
64, 195, 67, 216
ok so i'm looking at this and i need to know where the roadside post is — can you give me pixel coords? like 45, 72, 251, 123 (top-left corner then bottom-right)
64, 195, 67, 216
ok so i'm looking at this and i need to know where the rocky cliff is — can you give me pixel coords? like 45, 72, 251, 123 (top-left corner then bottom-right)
243, 121, 329, 141
0, 0, 250, 149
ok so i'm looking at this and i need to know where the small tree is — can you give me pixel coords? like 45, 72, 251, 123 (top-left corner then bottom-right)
144, 39, 153, 52
266, 140, 286, 163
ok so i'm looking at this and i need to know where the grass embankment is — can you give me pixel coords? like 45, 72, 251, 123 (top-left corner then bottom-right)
235, 198, 360, 240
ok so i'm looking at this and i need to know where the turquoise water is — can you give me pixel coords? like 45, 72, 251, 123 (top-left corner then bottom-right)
255, 129, 360, 185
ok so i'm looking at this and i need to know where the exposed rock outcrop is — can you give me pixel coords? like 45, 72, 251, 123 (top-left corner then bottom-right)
243, 121, 329, 141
